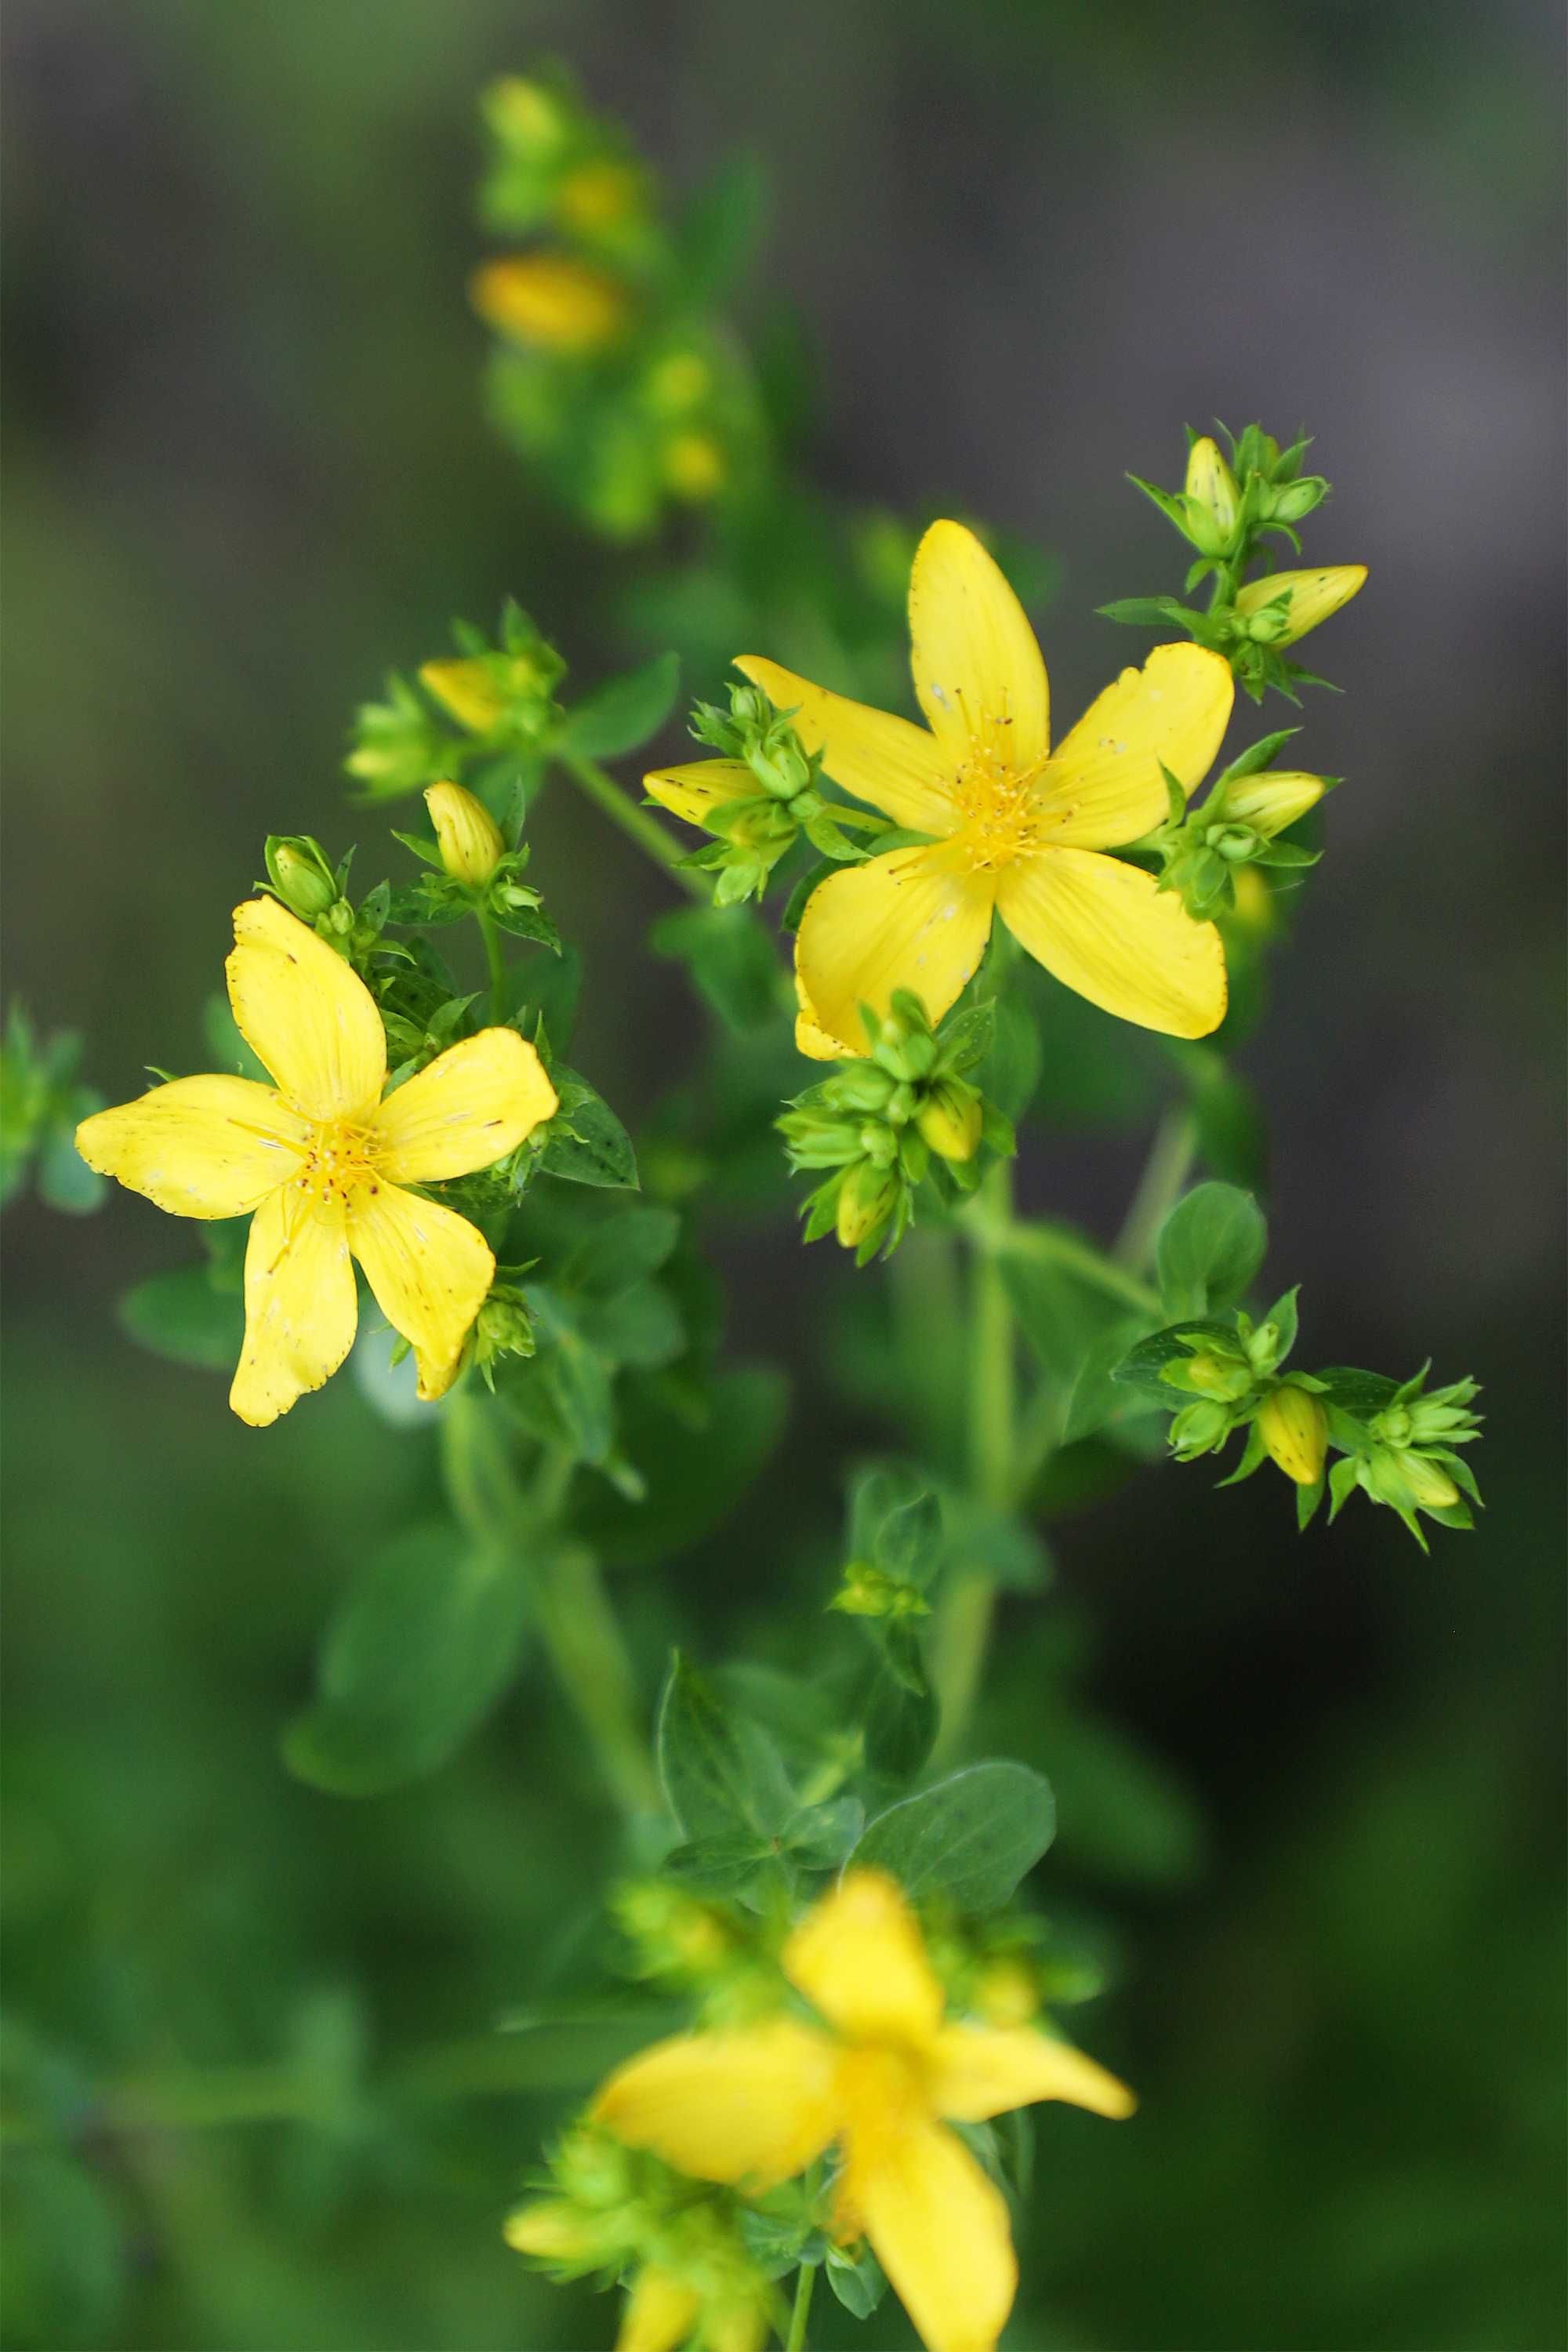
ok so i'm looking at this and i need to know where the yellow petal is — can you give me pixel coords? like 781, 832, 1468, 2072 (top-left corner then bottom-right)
928, 2024, 1137, 2123
783, 1870, 944, 2049
225, 898, 387, 1123
1233, 564, 1367, 644
793, 848, 994, 1056
347, 1181, 495, 1397
1034, 644, 1234, 848
368, 1030, 557, 1183
733, 656, 955, 835
996, 848, 1226, 1039
793, 970, 848, 1061
229, 1185, 358, 1427
850, 2113, 1015, 2352
74, 1075, 307, 1219
644, 759, 757, 828
616, 2267, 702, 2352
907, 519, 1049, 771
593, 2020, 838, 2189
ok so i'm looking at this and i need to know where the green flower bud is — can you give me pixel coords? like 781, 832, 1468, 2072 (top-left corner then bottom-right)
1233, 565, 1367, 647
1223, 771, 1326, 837
1180, 1348, 1254, 1402
264, 836, 338, 920
424, 781, 506, 884
815, 1065, 897, 1116
829, 1560, 930, 1619
777, 1108, 864, 1169
835, 1160, 899, 1252
1185, 435, 1241, 544
916, 1079, 982, 1164
1261, 475, 1328, 524
869, 1010, 938, 1083
1169, 1398, 1234, 1458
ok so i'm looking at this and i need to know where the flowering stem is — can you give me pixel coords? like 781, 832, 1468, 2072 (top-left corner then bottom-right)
782, 2262, 816, 2352
931, 1161, 1018, 1759
1113, 1104, 1196, 1272
476, 902, 509, 1024
555, 749, 708, 898
440, 1394, 659, 1820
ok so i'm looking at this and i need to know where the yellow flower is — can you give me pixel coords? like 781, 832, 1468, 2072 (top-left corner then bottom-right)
1257, 1384, 1329, 1486
75, 898, 557, 1425
1233, 564, 1367, 646
424, 780, 506, 884
470, 254, 631, 355
736, 521, 1234, 1055
593, 1869, 1134, 2352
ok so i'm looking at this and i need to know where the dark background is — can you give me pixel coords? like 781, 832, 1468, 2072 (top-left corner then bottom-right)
3, 4, 1564, 2348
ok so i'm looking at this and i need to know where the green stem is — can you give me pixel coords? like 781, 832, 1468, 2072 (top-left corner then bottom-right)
441, 1395, 659, 1820
931, 1161, 1017, 1761
1113, 1105, 1196, 1273
476, 902, 508, 1025
556, 749, 708, 897
984, 1219, 1161, 1318
783, 2263, 817, 2352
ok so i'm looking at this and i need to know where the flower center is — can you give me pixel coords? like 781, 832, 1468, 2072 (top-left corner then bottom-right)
946, 752, 1047, 872
289, 1120, 382, 1208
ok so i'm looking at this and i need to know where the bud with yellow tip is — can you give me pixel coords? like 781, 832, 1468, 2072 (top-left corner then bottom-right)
834, 1160, 900, 1254
1223, 770, 1327, 838
915, 1078, 982, 1165
263, 835, 339, 921
555, 158, 644, 233
1257, 1384, 1329, 1486
1233, 564, 1367, 646
470, 254, 631, 356
503, 2200, 604, 2263
484, 77, 570, 158
662, 430, 726, 502
424, 782, 506, 886
1185, 434, 1241, 549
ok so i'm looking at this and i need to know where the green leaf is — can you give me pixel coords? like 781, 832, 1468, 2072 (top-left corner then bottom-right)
848, 1462, 945, 1587
562, 1205, 681, 1300
1112, 1318, 1237, 1396
538, 1068, 639, 1189
1156, 1180, 1267, 1316
512, 1289, 615, 1464
38, 1123, 107, 1214
675, 150, 768, 303
1000, 1251, 1144, 1391
849, 1761, 1056, 1911
283, 1525, 528, 1797
579, 1280, 684, 1372
560, 652, 681, 760
978, 999, 1042, 1120
861, 1624, 939, 1788
656, 1653, 797, 1845
650, 904, 782, 1033
571, 1366, 789, 1567
118, 1262, 245, 1371
824, 2242, 887, 2318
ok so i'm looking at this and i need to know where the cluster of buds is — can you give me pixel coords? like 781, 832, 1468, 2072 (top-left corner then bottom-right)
473, 77, 763, 538
347, 603, 567, 804
259, 834, 391, 970
1320, 1365, 1483, 1548
779, 993, 1012, 1265
1154, 1295, 1325, 1479
390, 782, 557, 952
469, 1282, 537, 1389
1140, 728, 1332, 920
506, 2126, 771, 2352
0, 1005, 106, 1215
1105, 423, 1366, 700
646, 684, 880, 906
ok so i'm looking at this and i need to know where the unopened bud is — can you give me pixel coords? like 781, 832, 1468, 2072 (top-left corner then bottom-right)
1262, 475, 1328, 524
419, 659, 504, 735
870, 1011, 937, 1083
554, 158, 644, 233
1223, 771, 1326, 837
1182, 1348, 1253, 1402
470, 254, 630, 355
916, 1079, 982, 1164
264, 836, 338, 919
1400, 1454, 1460, 1510
662, 430, 726, 502
836, 1161, 898, 1252
1185, 435, 1240, 543
1233, 565, 1367, 647
1257, 1385, 1328, 1486
485, 78, 569, 158
644, 350, 711, 415
504, 2200, 601, 2262
424, 782, 506, 885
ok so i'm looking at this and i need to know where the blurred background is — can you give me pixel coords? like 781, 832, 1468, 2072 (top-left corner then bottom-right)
2, 2, 1563, 2347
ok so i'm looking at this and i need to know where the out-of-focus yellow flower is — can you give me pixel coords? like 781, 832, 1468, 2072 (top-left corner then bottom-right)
594, 1869, 1134, 2352
471, 253, 631, 355
737, 521, 1234, 1054
75, 899, 556, 1424
485, 76, 570, 154
503, 2201, 602, 2263
424, 780, 506, 884
662, 431, 726, 502
556, 158, 645, 232
1257, 1384, 1329, 1486
1233, 564, 1367, 646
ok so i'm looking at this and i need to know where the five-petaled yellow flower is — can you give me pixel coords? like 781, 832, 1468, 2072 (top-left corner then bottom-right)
75, 898, 557, 1426
593, 1869, 1134, 2352
736, 521, 1236, 1057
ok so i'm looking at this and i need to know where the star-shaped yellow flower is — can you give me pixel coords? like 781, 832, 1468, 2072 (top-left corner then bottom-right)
75, 898, 557, 1425
593, 1869, 1134, 2352
737, 521, 1235, 1057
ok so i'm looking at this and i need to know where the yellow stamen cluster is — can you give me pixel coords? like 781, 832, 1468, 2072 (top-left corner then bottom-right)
291, 1121, 380, 1210
946, 752, 1048, 871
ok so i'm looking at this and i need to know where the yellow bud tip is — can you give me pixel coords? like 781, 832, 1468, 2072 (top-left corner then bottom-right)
486, 77, 568, 151
1185, 435, 1240, 535
503, 2200, 598, 2261
662, 430, 726, 502
914, 1085, 982, 1164
1403, 1454, 1460, 1509
424, 781, 506, 885
974, 1958, 1040, 2028
556, 158, 644, 231
1225, 770, 1326, 837
1258, 1385, 1329, 1486
617, 2267, 703, 2352
419, 658, 505, 735
1233, 565, 1367, 645
470, 254, 631, 355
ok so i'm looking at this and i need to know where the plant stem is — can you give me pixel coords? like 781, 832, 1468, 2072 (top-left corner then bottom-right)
783, 2263, 817, 2352
556, 749, 708, 897
441, 1394, 659, 1820
1113, 1104, 1196, 1272
476, 902, 508, 1024
931, 1161, 1018, 1760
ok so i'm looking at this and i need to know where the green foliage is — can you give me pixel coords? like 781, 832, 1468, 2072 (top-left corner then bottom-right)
1156, 1180, 1269, 1316
851, 1762, 1057, 1911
